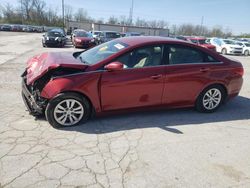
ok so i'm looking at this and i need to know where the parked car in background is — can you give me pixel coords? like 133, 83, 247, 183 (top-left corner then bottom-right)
175, 36, 188, 41
1, 24, 12, 31
71, 29, 83, 40
90, 31, 102, 39
42, 29, 66, 47
187, 37, 216, 51
210, 38, 243, 55
235, 41, 250, 56
124, 32, 141, 37
72, 30, 96, 48
11, 25, 22, 32
96, 31, 121, 44
21, 36, 243, 128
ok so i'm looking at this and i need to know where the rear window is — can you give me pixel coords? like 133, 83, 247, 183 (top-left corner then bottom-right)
106, 32, 120, 38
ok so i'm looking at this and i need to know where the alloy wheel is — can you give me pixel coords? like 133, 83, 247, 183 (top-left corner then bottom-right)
202, 88, 222, 110
53, 99, 84, 126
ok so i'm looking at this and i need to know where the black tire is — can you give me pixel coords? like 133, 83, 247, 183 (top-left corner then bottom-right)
45, 92, 91, 128
195, 85, 226, 113
221, 48, 227, 55
244, 50, 249, 56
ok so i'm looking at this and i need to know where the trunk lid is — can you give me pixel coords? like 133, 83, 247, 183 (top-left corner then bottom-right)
26, 52, 88, 85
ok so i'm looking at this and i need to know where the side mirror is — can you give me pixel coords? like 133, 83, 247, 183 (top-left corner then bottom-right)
104, 62, 124, 71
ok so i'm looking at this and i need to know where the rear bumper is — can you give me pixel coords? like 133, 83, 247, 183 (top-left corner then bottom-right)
21, 76, 46, 115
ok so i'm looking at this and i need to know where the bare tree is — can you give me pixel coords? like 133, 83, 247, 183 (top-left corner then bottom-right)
32, 0, 46, 24
107, 16, 119, 24
64, 4, 73, 21
119, 15, 130, 26
74, 8, 89, 22
96, 18, 104, 24
20, 0, 33, 20
135, 17, 149, 27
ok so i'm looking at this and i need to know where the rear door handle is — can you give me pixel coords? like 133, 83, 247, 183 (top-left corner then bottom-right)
151, 74, 162, 79
200, 68, 210, 72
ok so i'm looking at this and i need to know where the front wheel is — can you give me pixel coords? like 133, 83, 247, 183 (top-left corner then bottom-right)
244, 50, 249, 56
196, 85, 226, 113
45, 93, 91, 128
221, 48, 227, 55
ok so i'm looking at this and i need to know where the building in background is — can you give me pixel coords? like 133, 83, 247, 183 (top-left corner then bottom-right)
66, 20, 169, 37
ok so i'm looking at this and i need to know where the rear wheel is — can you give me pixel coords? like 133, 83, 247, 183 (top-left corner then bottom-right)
221, 48, 227, 55
244, 50, 249, 56
45, 93, 91, 128
196, 85, 226, 113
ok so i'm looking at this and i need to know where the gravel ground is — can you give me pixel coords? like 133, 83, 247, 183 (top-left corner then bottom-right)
0, 32, 250, 188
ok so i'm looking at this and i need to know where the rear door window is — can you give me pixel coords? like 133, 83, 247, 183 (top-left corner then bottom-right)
167, 45, 219, 65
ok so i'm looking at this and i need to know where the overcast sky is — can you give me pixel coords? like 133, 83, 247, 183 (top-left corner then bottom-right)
1, 0, 250, 34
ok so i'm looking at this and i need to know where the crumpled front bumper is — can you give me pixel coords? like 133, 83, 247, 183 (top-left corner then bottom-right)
21, 75, 45, 116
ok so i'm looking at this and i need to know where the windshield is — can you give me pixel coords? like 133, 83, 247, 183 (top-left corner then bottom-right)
77, 40, 129, 65
47, 32, 63, 37
223, 40, 235, 45
245, 43, 250, 47
106, 32, 120, 38
76, 32, 92, 37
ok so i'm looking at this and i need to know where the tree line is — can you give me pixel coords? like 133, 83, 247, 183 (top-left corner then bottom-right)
0, 0, 248, 37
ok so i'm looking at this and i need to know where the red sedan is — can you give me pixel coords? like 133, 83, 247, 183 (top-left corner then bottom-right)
22, 37, 243, 128
187, 37, 216, 51
72, 30, 96, 48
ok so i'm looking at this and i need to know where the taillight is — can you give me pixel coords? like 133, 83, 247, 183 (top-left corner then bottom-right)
233, 67, 244, 77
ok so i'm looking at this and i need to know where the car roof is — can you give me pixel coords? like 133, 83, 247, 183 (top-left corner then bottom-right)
102, 31, 119, 33
115, 36, 190, 46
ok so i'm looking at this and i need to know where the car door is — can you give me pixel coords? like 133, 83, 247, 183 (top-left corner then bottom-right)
101, 45, 166, 111
162, 44, 221, 106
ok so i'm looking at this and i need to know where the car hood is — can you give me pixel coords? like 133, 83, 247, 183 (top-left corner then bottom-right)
75, 37, 92, 41
26, 52, 88, 85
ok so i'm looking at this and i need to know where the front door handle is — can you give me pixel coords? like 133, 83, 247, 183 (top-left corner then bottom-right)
151, 74, 162, 79
200, 68, 210, 72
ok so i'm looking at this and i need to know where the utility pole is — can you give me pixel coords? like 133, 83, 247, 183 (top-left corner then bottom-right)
129, 0, 134, 25
21, 0, 23, 24
200, 16, 204, 36
62, 0, 65, 28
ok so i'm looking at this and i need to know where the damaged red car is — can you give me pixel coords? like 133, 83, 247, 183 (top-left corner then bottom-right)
21, 37, 243, 128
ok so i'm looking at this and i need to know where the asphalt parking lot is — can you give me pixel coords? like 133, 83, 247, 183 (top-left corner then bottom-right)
0, 32, 250, 188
